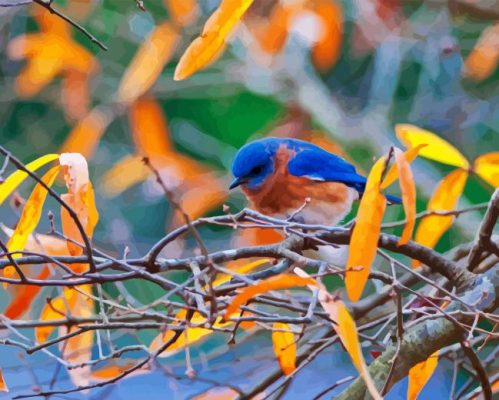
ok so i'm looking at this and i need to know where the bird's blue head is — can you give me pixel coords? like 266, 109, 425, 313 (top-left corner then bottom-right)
230, 139, 279, 191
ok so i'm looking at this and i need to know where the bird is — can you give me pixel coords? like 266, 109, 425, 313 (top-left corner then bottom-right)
230, 137, 400, 226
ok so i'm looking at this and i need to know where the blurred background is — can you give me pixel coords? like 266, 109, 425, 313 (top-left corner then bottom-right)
0, 0, 497, 398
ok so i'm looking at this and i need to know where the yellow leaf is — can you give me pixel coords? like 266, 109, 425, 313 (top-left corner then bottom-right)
311, 0, 343, 72
396, 124, 470, 169
381, 144, 426, 189
224, 274, 317, 319
174, 0, 254, 80
6, 166, 60, 256
474, 152, 499, 188
36, 296, 67, 343
293, 267, 382, 400
0, 368, 8, 392
272, 322, 296, 375
393, 148, 417, 245
117, 23, 180, 104
0, 153, 59, 206
345, 157, 387, 302
60, 108, 113, 159
463, 23, 499, 81
413, 169, 468, 267
100, 155, 150, 197
407, 351, 439, 400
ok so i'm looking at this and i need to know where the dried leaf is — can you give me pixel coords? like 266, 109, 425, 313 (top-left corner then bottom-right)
294, 267, 381, 400
393, 148, 417, 245
0, 153, 59, 206
224, 274, 316, 318
117, 23, 180, 104
474, 152, 499, 188
345, 157, 387, 301
407, 351, 439, 400
463, 23, 499, 81
0, 368, 8, 392
396, 124, 469, 169
272, 322, 296, 375
311, 0, 343, 71
413, 169, 468, 267
174, 0, 254, 80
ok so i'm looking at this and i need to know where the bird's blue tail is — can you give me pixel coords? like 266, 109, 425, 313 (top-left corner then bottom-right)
385, 194, 402, 205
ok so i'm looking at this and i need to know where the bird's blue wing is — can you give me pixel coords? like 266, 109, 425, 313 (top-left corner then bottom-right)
288, 148, 367, 192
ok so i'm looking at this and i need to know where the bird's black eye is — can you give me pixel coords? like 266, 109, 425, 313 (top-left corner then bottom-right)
250, 165, 263, 175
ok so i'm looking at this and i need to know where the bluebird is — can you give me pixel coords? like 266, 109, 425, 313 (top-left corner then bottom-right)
230, 137, 400, 226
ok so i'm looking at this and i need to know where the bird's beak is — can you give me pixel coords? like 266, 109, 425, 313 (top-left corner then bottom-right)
229, 177, 246, 190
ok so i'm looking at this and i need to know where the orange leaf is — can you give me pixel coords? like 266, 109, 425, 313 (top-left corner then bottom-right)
129, 97, 172, 156
60, 108, 113, 159
311, 0, 343, 71
413, 169, 468, 267
463, 23, 499, 81
0, 153, 59, 206
90, 360, 140, 380
381, 144, 427, 189
396, 124, 469, 169
36, 295, 67, 343
407, 350, 439, 400
61, 70, 91, 122
117, 23, 180, 104
345, 157, 387, 301
294, 267, 381, 400
272, 322, 296, 375
224, 274, 316, 318
99, 155, 151, 197
474, 152, 499, 188
213, 259, 270, 287
393, 148, 417, 245
0, 368, 8, 392
174, 0, 254, 80
163, 0, 199, 27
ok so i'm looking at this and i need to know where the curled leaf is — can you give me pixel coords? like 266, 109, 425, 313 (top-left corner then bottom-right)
381, 144, 426, 189
174, 0, 254, 80
345, 157, 387, 302
272, 322, 296, 375
396, 124, 469, 169
224, 274, 316, 318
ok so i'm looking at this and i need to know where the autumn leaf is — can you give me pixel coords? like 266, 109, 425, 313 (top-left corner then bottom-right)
393, 148, 417, 245
90, 360, 146, 381
61, 70, 91, 122
213, 258, 270, 287
36, 296, 68, 343
272, 322, 296, 375
407, 350, 439, 400
60, 108, 113, 159
0, 368, 8, 392
474, 152, 499, 188
117, 23, 180, 104
463, 23, 499, 81
174, 0, 254, 80
0, 153, 59, 206
294, 267, 381, 400
396, 124, 470, 169
345, 157, 387, 302
163, 0, 199, 26
224, 274, 316, 318
311, 0, 343, 72
381, 144, 426, 189
413, 169, 468, 267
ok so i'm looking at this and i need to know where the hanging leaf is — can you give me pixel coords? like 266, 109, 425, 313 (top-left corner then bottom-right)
0, 153, 59, 206
272, 322, 296, 375
407, 351, 439, 400
413, 169, 468, 267
396, 124, 470, 169
393, 148, 417, 245
60, 108, 113, 159
463, 23, 499, 81
294, 267, 382, 400
345, 157, 387, 302
224, 274, 316, 318
473, 152, 499, 188
61, 70, 91, 122
311, 0, 343, 72
117, 23, 180, 104
36, 296, 67, 343
174, 0, 254, 80
381, 144, 426, 189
